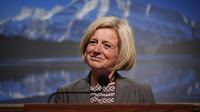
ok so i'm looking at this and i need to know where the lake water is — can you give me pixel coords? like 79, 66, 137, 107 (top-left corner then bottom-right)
0, 54, 199, 103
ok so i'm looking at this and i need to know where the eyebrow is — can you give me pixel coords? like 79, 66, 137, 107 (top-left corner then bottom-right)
90, 37, 114, 44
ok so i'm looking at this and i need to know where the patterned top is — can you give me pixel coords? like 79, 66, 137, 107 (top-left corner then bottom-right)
90, 84, 115, 104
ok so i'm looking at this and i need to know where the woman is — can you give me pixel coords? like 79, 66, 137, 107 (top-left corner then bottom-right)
54, 16, 156, 103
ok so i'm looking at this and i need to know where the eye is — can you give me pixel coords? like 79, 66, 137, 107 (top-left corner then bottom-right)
104, 44, 112, 48
88, 40, 96, 44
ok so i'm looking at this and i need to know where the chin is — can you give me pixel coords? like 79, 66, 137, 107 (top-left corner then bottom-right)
88, 63, 104, 70
89, 65, 103, 69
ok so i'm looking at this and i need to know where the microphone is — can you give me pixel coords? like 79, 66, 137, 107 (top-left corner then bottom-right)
48, 74, 109, 103
98, 74, 109, 87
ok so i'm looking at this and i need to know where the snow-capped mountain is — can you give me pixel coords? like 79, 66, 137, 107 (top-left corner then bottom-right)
0, 0, 199, 46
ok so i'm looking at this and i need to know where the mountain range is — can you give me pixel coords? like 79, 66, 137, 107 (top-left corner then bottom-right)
0, 0, 199, 47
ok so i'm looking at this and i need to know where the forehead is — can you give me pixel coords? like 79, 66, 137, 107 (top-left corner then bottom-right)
90, 28, 118, 43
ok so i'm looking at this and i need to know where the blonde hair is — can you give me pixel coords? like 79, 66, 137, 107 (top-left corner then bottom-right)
80, 16, 136, 71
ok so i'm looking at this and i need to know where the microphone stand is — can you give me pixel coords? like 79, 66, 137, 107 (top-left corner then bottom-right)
48, 90, 102, 103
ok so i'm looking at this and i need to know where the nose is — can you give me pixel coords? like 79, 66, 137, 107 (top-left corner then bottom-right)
93, 44, 102, 55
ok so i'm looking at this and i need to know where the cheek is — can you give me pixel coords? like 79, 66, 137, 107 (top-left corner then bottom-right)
86, 46, 93, 54
105, 50, 118, 59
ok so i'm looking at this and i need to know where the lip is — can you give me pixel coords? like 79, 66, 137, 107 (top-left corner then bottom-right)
90, 56, 103, 61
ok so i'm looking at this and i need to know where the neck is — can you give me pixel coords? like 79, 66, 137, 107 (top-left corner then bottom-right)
90, 69, 116, 86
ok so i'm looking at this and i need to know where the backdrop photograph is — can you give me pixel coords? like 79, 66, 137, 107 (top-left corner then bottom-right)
0, 0, 200, 103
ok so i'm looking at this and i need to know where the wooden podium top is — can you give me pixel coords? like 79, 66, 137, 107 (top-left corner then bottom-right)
24, 103, 194, 112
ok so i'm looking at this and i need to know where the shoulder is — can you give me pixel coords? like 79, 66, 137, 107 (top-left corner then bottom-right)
116, 73, 152, 93
125, 77, 151, 88
116, 72, 156, 103
56, 78, 89, 92
116, 72, 150, 88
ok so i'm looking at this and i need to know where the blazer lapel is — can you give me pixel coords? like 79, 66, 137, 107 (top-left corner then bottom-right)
115, 72, 131, 103
75, 86, 90, 103
75, 74, 91, 103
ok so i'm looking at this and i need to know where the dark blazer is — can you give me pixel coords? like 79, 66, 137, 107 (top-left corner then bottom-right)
54, 72, 156, 103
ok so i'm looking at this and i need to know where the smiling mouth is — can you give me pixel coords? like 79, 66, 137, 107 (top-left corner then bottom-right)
91, 56, 103, 61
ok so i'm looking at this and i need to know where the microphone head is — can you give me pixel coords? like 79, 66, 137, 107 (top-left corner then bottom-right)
98, 74, 109, 87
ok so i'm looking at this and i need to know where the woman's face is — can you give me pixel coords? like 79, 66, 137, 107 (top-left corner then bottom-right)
86, 28, 119, 71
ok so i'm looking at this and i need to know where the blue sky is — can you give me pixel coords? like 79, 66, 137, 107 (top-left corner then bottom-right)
0, 0, 71, 20
0, 0, 200, 22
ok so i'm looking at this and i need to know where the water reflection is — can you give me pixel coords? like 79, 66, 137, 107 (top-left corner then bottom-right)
0, 55, 199, 103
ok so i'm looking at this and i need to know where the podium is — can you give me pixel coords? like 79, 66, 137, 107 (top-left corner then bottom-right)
24, 104, 194, 112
